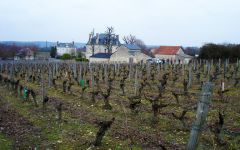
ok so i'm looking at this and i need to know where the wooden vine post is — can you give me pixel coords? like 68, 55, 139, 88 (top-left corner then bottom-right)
48, 63, 52, 87
134, 65, 138, 95
157, 63, 160, 78
0, 63, 2, 73
79, 64, 82, 81
104, 64, 108, 83
187, 63, 192, 88
147, 62, 150, 80
224, 59, 227, 79
187, 82, 214, 150
73, 63, 77, 79
41, 66, 46, 103
10, 61, 14, 89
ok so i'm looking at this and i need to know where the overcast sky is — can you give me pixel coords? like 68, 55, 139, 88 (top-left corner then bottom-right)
0, 0, 240, 46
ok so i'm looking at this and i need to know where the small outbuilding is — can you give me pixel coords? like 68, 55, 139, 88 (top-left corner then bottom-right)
152, 46, 193, 64
110, 44, 151, 63
14, 48, 35, 60
89, 44, 151, 63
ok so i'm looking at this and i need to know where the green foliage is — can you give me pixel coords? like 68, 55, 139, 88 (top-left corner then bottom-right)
0, 133, 12, 150
75, 58, 89, 62
50, 46, 57, 58
75, 51, 89, 62
60, 53, 72, 60
76, 51, 83, 58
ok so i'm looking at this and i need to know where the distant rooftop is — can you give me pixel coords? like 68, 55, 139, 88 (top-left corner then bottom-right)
124, 44, 141, 51
153, 46, 182, 55
57, 42, 75, 48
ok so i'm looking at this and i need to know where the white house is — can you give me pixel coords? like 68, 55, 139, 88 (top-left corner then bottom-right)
56, 41, 77, 56
89, 44, 150, 63
86, 30, 150, 63
85, 32, 121, 59
109, 44, 150, 63
152, 46, 193, 64
14, 48, 35, 60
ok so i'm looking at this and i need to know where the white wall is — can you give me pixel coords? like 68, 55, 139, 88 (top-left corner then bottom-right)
57, 47, 77, 56
89, 57, 109, 63
85, 45, 119, 59
155, 54, 176, 60
110, 45, 150, 63
135, 52, 151, 63
109, 46, 130, 63
154, 48, 193, 64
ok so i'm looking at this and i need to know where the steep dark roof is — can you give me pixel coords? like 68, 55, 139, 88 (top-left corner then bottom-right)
88, 33, 121, 45
57, 43, 75, 48
90, 53, 112, 58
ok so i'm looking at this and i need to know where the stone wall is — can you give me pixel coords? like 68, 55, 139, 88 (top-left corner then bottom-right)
109, 46, 129, 63
85, 45, 119, 59
89, 57, 109, 63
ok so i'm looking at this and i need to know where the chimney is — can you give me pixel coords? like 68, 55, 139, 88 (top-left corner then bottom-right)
88, 33, 92, 44
96, 33, 99, 44
72, 41, 74, 46
116, 35, 119, 45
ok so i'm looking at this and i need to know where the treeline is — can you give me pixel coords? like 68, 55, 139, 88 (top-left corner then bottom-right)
0, 44, 38, 58
0, 44, 20, 58
199, 43, 240, 59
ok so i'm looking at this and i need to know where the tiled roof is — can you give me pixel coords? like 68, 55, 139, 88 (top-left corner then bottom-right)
90, 53, 112, 58
153, 46, 182, 55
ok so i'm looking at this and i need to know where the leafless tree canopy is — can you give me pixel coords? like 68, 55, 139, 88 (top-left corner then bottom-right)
89, 30, 95, 55
135, 39, 147, 50
104, 26, 115, 53
123, 34, 136, 45
123, 35, 147, 50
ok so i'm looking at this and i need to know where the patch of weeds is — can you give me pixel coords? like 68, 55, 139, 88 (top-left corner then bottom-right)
0, 133, 12, 150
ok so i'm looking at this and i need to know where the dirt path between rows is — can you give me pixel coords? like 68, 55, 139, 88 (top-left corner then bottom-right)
0, 96, 42, 149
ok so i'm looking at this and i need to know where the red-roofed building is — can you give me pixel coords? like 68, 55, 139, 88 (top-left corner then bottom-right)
151, 46, 193, 64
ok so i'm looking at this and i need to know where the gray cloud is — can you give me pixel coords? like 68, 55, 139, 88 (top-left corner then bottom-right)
0, 0, 240, 46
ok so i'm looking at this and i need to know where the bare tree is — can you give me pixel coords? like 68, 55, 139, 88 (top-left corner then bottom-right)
90, 39, 95, 56
123, 34, 147, 50
135, 39, 147, 50
104, 26, 114, 53
123, 34, 136, 44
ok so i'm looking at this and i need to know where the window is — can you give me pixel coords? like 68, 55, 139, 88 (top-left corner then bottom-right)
129, 51, 135, 56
